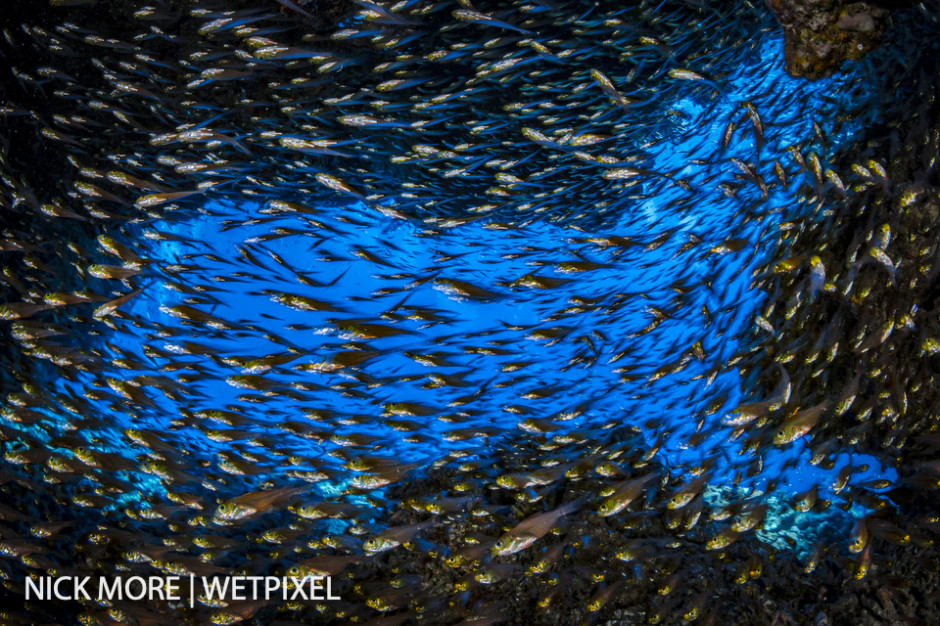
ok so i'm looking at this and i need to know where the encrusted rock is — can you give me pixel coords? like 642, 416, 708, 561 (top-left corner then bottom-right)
765, 0, 893, 78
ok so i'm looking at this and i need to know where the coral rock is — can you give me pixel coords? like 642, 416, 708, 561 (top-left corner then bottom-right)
766, 0, 892, 78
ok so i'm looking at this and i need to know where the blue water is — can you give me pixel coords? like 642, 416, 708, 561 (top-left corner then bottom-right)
21, 27, 895, 552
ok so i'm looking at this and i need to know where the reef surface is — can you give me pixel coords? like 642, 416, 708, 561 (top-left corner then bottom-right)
765, 0, 920, 79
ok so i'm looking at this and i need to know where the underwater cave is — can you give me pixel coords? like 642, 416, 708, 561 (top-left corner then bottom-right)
1, 0, 939, 624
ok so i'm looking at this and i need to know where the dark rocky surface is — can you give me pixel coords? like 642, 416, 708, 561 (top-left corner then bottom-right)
765, 0, 919, 78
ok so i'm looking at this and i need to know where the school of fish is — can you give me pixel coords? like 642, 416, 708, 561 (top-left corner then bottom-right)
1, 0, 940, 624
